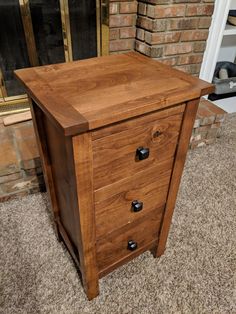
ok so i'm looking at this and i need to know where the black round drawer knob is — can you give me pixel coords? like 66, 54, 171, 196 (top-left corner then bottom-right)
127, 240, 138, 251
131, 200, 143, 212
136, 147, 149, 160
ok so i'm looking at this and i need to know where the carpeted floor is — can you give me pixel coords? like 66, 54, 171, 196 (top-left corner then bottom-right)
1, 114, 236, 314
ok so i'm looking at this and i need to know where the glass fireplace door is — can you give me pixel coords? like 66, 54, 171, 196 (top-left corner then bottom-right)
0, 0, 109, 114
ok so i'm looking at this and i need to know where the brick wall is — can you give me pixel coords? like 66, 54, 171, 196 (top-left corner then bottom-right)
135, 0, 214, 75
0, 117, 44, 201
109, 0, 138, 53
191, 99, 226, 149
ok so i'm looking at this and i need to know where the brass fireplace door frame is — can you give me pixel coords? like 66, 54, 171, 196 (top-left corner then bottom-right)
0, 0, 109, 116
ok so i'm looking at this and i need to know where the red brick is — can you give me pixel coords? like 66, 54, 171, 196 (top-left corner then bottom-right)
175, 63, 201, 75
136, 16, 166, 31
120, 27, 136, 38
186, 4, 214, 16
167, 18, 199, 30
178, 54, 203, 65
215, 115, 226, 123
150, 46, 163, 58
211, 122, 221, 129
138, 2, 147, 15
145, 31, 181, 45
109, 39, 135, 51
0, 172, 22, 184
12, 122, 39, 163
197, 107, 216, 125
159, 57, 178, 66
0, 190, 29, 203
120, 1, 138, 14
206, 127, 218, 139
193, 41, 206, 52
136, 28, 145, 41
110, 15, 135, 28
1, 175, 42, 195
200, 99, 226, 118
110, 29, 120, 40
0, 128, 19, 175
181, 30, 209, 41
135, 40, 163, 58
147, 4, 186, 19
164, 43, 193, 56
190, 139, 207, 149
136, 16, 152, 30
135, 40, 151, 55
21, 157, 41, 170
198, 17, 212, 29
17, 136, 39, 162
110, 2, 119, 14
24, 166, 43, 176
13, 122, 35, 139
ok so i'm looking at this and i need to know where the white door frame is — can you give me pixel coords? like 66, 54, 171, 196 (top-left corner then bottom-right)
199, 0, 231, 82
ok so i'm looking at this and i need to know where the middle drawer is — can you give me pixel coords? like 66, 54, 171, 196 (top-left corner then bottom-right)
95, 158, 173, 239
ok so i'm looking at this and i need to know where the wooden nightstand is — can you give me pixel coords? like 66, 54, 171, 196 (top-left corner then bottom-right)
15, 52, 214, 300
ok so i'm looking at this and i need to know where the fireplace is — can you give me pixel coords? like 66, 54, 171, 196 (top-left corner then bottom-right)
0, 0, 109, 115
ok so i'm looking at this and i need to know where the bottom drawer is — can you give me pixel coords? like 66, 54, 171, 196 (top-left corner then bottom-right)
96, 208, 164, 273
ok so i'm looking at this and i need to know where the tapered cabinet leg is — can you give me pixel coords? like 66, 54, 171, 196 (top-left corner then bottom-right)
72, 132, 99, 300
81, 269, 99, 300
156, 99, 200, 258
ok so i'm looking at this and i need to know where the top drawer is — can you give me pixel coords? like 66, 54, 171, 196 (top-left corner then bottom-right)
92, 104, 185, 190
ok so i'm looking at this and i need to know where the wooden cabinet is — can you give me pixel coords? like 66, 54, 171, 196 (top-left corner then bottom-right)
15, 52, 214, 300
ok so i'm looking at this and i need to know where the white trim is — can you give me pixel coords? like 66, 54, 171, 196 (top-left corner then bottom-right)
224, 24, 236, 35
199, 0, 231, 82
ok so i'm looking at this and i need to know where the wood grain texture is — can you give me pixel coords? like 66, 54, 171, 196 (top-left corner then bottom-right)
15, 69, 88, 136
42, 114, 78, 246
129, 52, 214, 97
93, 112, 183, 189
96, 209, 163, 273
156, 99, 200, 257
72, 133, 99, 300
15, 52, 214, 135
95, 159, 173, 239
91, 104, 185, 140
30, 101, 60, 236
32, 100, 82, 262
98, 240, 157, 278
57, 220, 80, 270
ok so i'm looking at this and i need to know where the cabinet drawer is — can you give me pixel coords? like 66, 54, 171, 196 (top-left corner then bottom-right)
96, 210, 163, 272
95, 158, 173, 239
92, 106, 184, 190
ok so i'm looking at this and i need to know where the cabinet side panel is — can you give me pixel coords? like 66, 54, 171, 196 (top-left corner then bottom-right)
156, 98, 200, 257
72, 133, 99, 300
42, 111, 78, 247
31, 101, 60, 234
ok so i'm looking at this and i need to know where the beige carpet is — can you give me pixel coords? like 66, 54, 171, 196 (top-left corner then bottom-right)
1, 114, 236, 314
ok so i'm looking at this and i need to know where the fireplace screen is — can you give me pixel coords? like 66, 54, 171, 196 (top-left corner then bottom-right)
0, 0, 109, 115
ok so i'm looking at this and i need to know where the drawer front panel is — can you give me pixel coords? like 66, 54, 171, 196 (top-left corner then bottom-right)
92, 110, 184, 190
95, 158, 173, 239
96, 211, 163, 271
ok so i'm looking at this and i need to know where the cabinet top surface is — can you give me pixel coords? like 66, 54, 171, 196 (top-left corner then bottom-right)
15, 52, 214, 136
